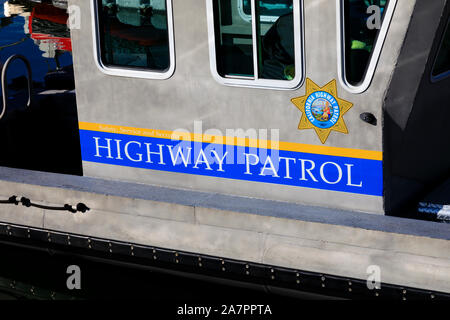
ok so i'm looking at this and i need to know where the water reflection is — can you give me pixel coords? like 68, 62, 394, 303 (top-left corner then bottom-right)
0, 0, 81, 176
0, 0, 72, 86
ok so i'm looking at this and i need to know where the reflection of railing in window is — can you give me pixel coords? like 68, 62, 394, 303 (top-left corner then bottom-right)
1, 55, 33, 121
100, 2, 169, 70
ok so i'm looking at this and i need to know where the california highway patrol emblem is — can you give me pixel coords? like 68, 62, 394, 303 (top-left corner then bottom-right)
291, 78, 353, 144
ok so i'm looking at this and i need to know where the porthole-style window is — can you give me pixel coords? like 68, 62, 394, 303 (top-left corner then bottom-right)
91, 0, 175, 79
432, 17, 450, 82
206, 0, 304, 90
337, 0, 397, 93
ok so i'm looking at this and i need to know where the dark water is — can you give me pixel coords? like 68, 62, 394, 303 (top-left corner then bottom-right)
0, 0, 72, 85
0, 0, 82, 176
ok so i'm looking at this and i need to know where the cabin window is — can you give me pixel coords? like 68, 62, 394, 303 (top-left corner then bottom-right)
338, 0, 397, 93
207, 0, 304, 89
92, 0, 175, 79
432, 18, 450, 81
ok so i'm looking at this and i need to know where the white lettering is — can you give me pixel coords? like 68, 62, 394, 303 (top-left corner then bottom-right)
345, 164, 363, 187
124, 141, 142, 162
320, 162, 343, 185
259, 156, 280, 177
93, 137, 113, 159
299, 159, 318, 182
244, 153, 259, 175
193, 149, 213, 170
167, 145, 191, 167
115, 139, 123, 160
145, 143, 166, 165
280, 157, 296, 179
212, 150, 228, 172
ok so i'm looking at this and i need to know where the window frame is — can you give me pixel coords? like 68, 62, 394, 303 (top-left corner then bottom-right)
431, 17, 450, 83
90, 0, 176, 80
206, 0, 305, 90
336, 0, 398, 94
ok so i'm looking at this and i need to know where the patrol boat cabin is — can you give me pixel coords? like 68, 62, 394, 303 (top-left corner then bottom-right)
0, 0, 450, 299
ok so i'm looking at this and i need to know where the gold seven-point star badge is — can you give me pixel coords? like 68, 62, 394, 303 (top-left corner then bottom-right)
291, 78, 353, 144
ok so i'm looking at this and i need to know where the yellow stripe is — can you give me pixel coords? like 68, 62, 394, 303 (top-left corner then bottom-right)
79, 122, 382, 161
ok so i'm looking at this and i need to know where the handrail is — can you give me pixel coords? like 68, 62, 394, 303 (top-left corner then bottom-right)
0, 54, 33, 121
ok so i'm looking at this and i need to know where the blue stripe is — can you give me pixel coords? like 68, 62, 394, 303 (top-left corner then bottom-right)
79, 130, 383, 196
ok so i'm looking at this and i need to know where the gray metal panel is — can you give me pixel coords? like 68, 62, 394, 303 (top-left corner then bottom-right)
69, 0, 416, 213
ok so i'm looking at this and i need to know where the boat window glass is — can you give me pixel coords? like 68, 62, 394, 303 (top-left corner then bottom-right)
208, 0, 303, 89
214, 0, 255, 78
432, 18, 450, 81
343, 0, 389, 86
239, 0, 294, 23
93, 0, 174, 79
258, 1, 296, 80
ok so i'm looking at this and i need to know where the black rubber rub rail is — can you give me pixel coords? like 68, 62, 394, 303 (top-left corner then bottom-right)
0, 222, 449, 300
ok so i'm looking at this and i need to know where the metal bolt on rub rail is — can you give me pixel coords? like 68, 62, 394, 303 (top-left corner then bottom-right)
221, 260, 226, 272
